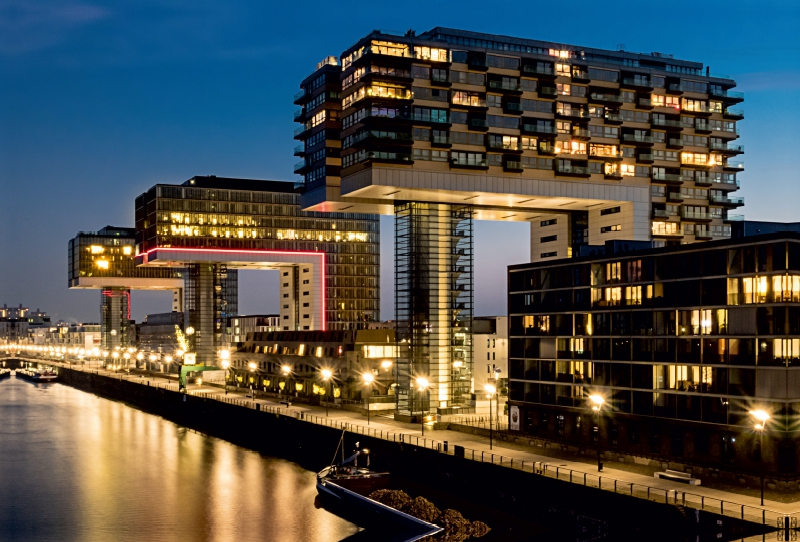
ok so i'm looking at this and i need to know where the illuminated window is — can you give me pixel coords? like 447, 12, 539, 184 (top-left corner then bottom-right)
414, 46, 448, 62
626, 285, 642, 305
96, 260, 109, 269
606, 262, 622, 281
605, 287, 622, 306
555, 63, 571, 75
90, 245, 104, 254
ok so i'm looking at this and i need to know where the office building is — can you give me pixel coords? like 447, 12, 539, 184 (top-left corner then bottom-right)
294, 27, 744, 418
508, 234, 800, 477
135, 176, 380, 365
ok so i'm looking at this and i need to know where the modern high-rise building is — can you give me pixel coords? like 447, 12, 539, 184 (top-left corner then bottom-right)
134, 176, 380, 364
294, 28, 744, 418
507, 234, 800, 477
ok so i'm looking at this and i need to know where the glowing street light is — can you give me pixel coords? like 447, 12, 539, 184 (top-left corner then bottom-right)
248, 362, 257, 401
484, 383, 497, 450
362, 372, 375, 425
416, 377, 430, 436
321, 368, 333, 416
588, 394, 606, 471
750, 409, 771, 505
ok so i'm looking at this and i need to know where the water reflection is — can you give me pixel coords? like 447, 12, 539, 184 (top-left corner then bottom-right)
0, 379, 360, 542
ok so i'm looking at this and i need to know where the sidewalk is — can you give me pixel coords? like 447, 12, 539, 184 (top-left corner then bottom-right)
20, 357, 800, 526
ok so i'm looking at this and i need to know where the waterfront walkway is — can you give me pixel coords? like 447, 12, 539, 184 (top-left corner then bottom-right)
11, 358, 798, 528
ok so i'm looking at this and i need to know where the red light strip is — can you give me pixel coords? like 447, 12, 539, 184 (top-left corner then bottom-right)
144, 246, 327, 331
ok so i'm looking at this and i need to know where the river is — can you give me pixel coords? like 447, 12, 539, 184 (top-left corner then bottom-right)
0, 377, 361, 541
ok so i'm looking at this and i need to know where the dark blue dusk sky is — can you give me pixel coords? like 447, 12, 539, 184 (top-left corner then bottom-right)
1, 0, 799, 324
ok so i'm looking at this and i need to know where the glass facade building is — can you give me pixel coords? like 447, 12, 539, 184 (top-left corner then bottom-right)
508, 234, 800, 478
134, 176, 380, 330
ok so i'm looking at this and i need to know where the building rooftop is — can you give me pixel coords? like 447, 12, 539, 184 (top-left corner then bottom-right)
181, 176, 298, 193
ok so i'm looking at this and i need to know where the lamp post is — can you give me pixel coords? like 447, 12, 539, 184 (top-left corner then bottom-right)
751, 409, 770, 506
589, 394, 605, 472
281, 364, 292, 399
484, 383, 497, 450
362, 372, 375, 425
219, 349, 230, 394
248, 362, 257, 402
416, 377, 430, 436
321, 368, 332, 416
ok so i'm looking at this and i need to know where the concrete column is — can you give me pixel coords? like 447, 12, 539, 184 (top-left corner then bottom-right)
100, 288, 130, 351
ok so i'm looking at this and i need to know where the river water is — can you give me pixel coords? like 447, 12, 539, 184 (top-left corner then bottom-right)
0, 377, 361, 542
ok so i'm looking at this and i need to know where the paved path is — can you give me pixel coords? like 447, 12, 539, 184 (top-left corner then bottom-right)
9, 357, 798, 526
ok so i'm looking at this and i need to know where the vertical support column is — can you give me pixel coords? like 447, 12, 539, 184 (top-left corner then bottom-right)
185, 264, 238, 364
171, 288, 184, 313
100, 288, 130, 350
395, 203, 473, 417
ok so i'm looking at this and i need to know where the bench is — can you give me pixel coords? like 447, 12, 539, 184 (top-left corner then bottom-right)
654, 469, 701, 485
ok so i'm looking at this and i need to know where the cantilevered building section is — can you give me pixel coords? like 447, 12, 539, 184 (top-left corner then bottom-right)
68, 226, 184, 350
294, 28, 744, 417
135, 176, 380, 365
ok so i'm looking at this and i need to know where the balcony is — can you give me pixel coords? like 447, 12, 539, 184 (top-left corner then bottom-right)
653, 173, 683, 185
293, 89, 309, 105
667, 138, 684, 149
589, 92, 623, 105
724, 214, 744, 222
523, 64, 555, 77
710, 195, 745, 207
694, 121, 712, 134
711, 88, 745, 103
667, 83, 684, 94
451, 157, 488, 169
637, 153, 654, 164
681, 210, 712, 222
723, 161, 745, 172
572, 128, 591, 140
651, 118, 684, 130
431, 74, 451, 87
365, 151, 413, 164
504, 160, 524, 172
622, 77, 653, 90
556, 107, 590, 119
692, 175, 712, 187
522, 123, 556, 135
431, 135, 451, 148
503, 101, 523, 115
489, 80, 522, 93
293, 144, 305, 157
538, 86, 558, 98
469, 118, 488, 131
555, 163, 591, 177
709, 176, 740, 189
411, 113, 451, 125
622, 133, 654, 146
571, 69, 590, 83
667, 192, 684, 203
710, 142, 744, 154
709, 230, 732, 239
293, 159, 306, 173
293, 109, 305, 122
724, 108, 744, 120
652, 209, 674, 219
694, 229, 713, 240
604, 112, 623, 125
637, 98, 653, 109
293, 125, 309, 139
685, 104, 713, 116
468, 58, 488, 70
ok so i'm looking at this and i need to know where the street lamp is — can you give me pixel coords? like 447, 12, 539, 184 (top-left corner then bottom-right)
281, 364, 292, 398
589, 394, 605, 472
416, 377, 430, 436
321, 368, 333, 416
219, 350, 231, 394
751, 409, 770, 506
248, 362, 257, 401
484, 383, 497, 450
362, 372, 375, 425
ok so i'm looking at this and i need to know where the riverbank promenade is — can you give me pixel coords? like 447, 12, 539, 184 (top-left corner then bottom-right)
6, 357, 797, 529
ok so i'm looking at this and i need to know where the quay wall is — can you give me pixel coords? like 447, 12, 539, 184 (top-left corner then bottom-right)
47, 365, 764, 540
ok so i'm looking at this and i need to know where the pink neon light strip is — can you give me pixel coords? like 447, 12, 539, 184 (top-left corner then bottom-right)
144, 246, 326, 331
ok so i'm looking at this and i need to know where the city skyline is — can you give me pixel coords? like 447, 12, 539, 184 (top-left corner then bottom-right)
2, 1, 799, 323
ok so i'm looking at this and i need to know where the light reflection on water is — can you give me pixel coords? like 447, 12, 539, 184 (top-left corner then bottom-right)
0, 378, 361, 542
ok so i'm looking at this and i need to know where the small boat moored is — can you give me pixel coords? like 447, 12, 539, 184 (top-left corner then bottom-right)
317, 434, 390, 499
15, 368, 58, 383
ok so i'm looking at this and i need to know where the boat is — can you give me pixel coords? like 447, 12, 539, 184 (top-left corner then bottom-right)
15, 368, 58, 383
317, 433, 390, 499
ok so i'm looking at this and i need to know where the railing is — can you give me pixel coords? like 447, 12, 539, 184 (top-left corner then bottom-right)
571, 70, 589, 80
724, 161, 745, 170
293, 109, 304, 121
523, 65, 554, 76
668, 84, 684, 92
504, 102, 522, 112
572, 128, 590, 138
604, 113, 622, 122
653, 174, 682, 183
293, 144, 304, 155
725, 108, 744, 117
432, 136, 451, 145
293, 89, 306, 101
555, 164, 590, 175
8, 358, 797, 528
638, 98, 652, 107
710, 195, 745, 206
469, 119, 487, 128
668, 138, 683, 147
725, 214, 745, 222
538, 87, 557, 96
505, 161, 522, 170
711, 89, 744, 99
638, 153, 654, 161
668, 192, 684, 201
293, 125, 307, 137
622, 78, 652, 87
623, 134, 654, 144
522, 124, 556, 134
431, 74, 449, 84
451, 158, 487, 167
682, 210, 712, 220
652, 118, 683, 128
710, 143, 744, 152
489, 81, 521, 91
590, 93, 623, 103
293, 160, 305, 173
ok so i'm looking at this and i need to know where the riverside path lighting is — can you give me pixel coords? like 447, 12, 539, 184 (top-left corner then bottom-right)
484, 383, 497, 450
248, 362, 257, 402
416, 377, 430, 436
321, 368, 333, 416
589, 394, 606, 472
751, 409, 771, 506
219, 350, 231, 394
362, 372, 375, 425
